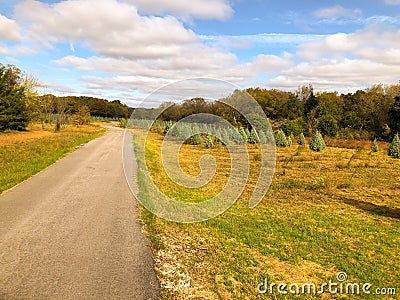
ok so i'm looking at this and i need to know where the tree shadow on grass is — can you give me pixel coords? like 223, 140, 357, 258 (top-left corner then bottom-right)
341, 197, 400, 219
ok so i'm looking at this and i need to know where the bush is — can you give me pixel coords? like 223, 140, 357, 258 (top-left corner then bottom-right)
371, 139, 379, 152
388, 133, 400, 158
309, 130, 326, 152
297, 133, 306, 145
248, 128, 260, 144
275, 129, 288, 147
204, 135, 214, 149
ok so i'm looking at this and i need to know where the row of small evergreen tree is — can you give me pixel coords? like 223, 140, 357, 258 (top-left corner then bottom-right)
373, 134, 400, 158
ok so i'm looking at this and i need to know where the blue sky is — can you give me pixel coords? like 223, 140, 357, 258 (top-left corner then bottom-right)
1, 0, 400, 107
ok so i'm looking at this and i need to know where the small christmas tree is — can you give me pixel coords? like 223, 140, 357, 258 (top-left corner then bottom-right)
309, 130, 326, 152
297, 133, 306, 145
259, 130, 267, 144
289, 133, 295, 144
248, 128, 260, 144
275, 129, 288, 147
163, 124, 171, 135
188, 134, 202, 145
388, 133, 400, 158
238, 127, 248, 144
371, 139, 379, 152
245, 128, 251, 139
204, 135, 214, 149
287, 135, 293, 146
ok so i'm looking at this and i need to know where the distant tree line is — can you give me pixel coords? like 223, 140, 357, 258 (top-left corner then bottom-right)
156, 85, 400, 141
0, 63, 134, 131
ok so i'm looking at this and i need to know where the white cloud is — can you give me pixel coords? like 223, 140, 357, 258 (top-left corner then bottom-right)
385, 0, 400, 5
123, 0, 233, 21
267, 26, 400, 91
0, 14, 22, 42
314, 5, 362, 19
15, 0, 199, 59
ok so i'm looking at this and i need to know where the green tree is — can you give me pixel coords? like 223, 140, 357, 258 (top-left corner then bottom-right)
371, 139, 379, 152
188, 134, 202, 145
73, 102, 91, 126
389, 96, 400, 136
388, 133, 400, 158
0, 64, 29, 131
204, 135, 214, 149
248, 128, 260, 144
275, 129, 288, 147
309, 130, 326, 152
297, 133, 306, 145
238, 127, 248, 144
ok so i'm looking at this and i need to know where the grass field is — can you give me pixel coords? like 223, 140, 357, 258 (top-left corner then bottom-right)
133, 129, 400, 299
0, 124, 106, 194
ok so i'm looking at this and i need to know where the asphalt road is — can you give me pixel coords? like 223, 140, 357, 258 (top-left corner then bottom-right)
0, 127, 160, 299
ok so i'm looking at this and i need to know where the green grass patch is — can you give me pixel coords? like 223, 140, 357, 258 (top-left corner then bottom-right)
0, 126, 106, 194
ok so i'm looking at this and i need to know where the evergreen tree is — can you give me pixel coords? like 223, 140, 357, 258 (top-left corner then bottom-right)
238, 127, 248, 144
204, 134, 214, 149
221, 129, 230, 146
388, 133, 400, 158
163, 124, 171, 135
297, 133, 306, 145
188, 134, 202, 145
287, 135, 293, 146
289, 133, 295, 143
371, 139, 379, 152
275, 129, 288, 147
309, 130, 326, 152
245, 128, 251, 140
259, 130, 267, 144
248, 128, 260, 144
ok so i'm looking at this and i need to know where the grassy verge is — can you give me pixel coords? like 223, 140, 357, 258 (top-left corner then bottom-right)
0, 124, 106, 194
134, 129, 399, 299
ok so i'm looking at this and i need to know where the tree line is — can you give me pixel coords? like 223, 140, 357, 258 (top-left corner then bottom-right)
0, 63, 134, 131
1, 62, 399, 141
157, 85, 400, 141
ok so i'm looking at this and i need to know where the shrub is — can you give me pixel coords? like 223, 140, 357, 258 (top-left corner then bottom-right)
371, 139, 379, 152
388, 133, 400, 158
297, 133, 306, 145
248, 128, 260, 144
204, 135, 214, 149
275, 129, 288, 147
309, 130, 326, 152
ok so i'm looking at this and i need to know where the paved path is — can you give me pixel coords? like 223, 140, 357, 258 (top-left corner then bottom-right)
0, 127, 159, 299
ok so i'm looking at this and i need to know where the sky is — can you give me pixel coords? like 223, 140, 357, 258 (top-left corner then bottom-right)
1, 0, 400, 107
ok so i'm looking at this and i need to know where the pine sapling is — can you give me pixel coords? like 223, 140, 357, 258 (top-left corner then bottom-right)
371, 139, 379, 152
